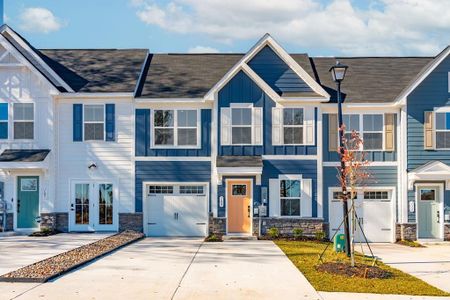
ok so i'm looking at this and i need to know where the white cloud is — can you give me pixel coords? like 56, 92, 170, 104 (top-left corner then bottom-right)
132, 0, 450, 55
19, 7, 64, 34
188, 46, 219, 53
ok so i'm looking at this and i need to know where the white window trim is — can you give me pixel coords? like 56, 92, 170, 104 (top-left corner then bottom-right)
230, 106, 253, 146
279, 174, 302, 218
12, 102, 35, 141
150, 108, 201, 149
83, 104, 106, 142
434, 108, 450, 150
337, 113, 385, 151
281, 107, 305, 145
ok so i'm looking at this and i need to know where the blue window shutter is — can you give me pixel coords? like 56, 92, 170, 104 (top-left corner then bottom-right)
73, 104, 83, 141
105, 104, 115, 141
135, 109, 149, 156
0, 103, 8, 139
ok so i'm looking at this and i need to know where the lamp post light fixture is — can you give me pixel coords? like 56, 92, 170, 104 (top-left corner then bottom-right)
329, 61, 351, 257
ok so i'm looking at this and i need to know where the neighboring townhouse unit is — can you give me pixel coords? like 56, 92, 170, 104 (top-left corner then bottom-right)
0, 24, 449, 242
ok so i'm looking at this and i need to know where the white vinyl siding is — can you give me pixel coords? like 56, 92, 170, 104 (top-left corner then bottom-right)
272, 107, 315, 145
13, 103, 34, 140
152, 109, 199, 148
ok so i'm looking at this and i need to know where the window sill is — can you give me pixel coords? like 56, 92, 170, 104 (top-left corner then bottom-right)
150, 145, 201, 150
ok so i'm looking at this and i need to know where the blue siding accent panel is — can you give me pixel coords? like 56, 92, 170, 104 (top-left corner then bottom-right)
73, 104, 82, 142
217, 176, 261, 218
135, 161, 211, 212
323, 166, 398, 222
218, 70, 317, 156
322, 114, 397, 162
135, 109, 211, 157
407, 56, 450, 171
105, 104, 115, 141
248, 45, 313, 95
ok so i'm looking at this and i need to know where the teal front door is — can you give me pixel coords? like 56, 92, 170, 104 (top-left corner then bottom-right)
17, 176, 39, 229
418, 186, 440, 239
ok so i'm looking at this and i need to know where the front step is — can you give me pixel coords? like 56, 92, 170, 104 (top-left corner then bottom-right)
223, 235, 257, 241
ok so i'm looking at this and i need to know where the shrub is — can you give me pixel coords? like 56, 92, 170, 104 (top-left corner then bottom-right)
204, 234, 222, 242
292, 228, 304, 239
267, 227, 280, 239
314, 231, 326, 241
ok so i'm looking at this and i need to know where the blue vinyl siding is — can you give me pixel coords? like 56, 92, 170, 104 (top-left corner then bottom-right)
135, 161, 211, 212
218, 70, 317, 156
323, 166, 398, 222
247, 45, 313, 95
135, 109, 211, 156
407, 56, 450, 171
322, 113, 397, 162
105, 104, 115, 141
73, 104, 82, 142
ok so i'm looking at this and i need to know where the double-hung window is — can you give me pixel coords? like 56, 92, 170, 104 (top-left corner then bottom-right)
280, 179, 301, 216
153, 109, 198, 147
231, 107, 252, 145
341, 114, 383, 150
84, 105, 105, 141
283, 108, 303, 144
342, 114, 359, 142
13, 103, 34, 140
0, 103, 7, 139
435, 112, 450, 149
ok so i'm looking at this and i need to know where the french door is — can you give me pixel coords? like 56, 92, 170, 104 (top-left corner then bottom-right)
70, 181, 117, 232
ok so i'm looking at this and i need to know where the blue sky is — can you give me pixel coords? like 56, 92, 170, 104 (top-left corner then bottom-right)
4, 0, 450, 56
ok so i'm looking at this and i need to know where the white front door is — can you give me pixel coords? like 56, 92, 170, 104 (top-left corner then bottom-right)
70, 181, 117, 232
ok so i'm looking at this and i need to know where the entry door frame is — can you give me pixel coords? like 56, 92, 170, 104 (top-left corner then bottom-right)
15, 175, 41, 231
225, 178, 253, 236
415, 182, 444, 240
68, 179, 119, 232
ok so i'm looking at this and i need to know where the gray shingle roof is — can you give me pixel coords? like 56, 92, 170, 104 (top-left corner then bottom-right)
38, 49, 148, 93
0, 150, 50, 162
217, 156, 263, 168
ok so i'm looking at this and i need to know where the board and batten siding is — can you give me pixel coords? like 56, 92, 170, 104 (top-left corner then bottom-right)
56, 100, 134, 213
322, 113, 397, 162
247, 45, 313, 95
135, 109, 211, 157
323, 166, 398, 223
135, 161, 211, 212
218, 70, 317, 156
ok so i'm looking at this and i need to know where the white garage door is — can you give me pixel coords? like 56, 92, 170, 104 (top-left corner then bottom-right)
145, 184, 208, 237
329, 190, 393, 243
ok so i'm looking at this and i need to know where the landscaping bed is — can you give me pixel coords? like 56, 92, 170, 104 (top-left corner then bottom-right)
275, 240, 449, 296
0, 230, 144, 283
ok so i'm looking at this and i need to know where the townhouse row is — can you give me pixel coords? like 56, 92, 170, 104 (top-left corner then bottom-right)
0, 24, 449, 242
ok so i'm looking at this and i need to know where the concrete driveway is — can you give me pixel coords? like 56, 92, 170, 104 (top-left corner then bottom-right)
362, 243, 450, 293
0, 238, 320, 300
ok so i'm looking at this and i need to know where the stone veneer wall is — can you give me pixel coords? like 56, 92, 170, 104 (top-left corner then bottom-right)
396, 223, 417, 241
0, 212, 13, 231
209, 214, 226, 235
119, 213, 143, 232
444, 224, 450, 241
40, 213, 69, 232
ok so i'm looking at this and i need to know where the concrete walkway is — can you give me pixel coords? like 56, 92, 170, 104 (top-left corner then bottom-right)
361, 243, 450, 293
0, 238, 320, 300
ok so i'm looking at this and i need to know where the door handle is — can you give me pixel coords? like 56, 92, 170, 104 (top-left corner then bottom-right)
437, 211, 440, 223
248, 205, 250, 218
17, 199, 20, 213
174, 212, 179, 220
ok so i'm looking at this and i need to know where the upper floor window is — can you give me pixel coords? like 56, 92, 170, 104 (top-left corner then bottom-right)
153, 109, 198, 147
283, 108, 303, 144
272, 107, 314, 146
84, 105, 104, 141
341, 114, 383, 150
13, 103, 34, 140
0, 103, 7, 139
231, 107, 252, 144
221, 104, 262, 146
435, 112, 450, 149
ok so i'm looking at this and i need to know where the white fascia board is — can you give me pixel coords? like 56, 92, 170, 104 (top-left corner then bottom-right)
56, 93, 134, 99
280, 97, 328, 102
394, 46, 450, 105
217, 167, 263, 175
135, 97, 206, 103
241, 64, 282, 102
0, 162, 49, 169
2, 27, 74, 93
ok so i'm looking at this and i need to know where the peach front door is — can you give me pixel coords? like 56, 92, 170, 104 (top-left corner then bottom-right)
227, 180, 251, 233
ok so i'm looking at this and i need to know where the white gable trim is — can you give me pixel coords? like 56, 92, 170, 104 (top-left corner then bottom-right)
395, 46, 450, 106
1, 26, 73, 93
408, 161, 450, 189
204, 33, 329, 101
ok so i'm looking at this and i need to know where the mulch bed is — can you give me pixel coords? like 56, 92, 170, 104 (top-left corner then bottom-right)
29, 230, 61, 237
0, 230, 144, 283
316, 262, 392, 279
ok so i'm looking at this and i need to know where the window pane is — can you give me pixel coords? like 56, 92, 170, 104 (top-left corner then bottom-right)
154, 110, 174, 127
436, 113, 446, 130
446, 113, 450, 130
148, 185, 173, 194
75, 184, 89, 225
13, 122, 33, 139
84, 105, 104, 122
14, 103, 33, 121
0, 103, 7, 121
0, 122, 7, 139
283, 108, 303, 125
178, 128, 197, 146
232, 108, 251, 126
180, 185, 204, 194
363, 132, 382, 150
284, 127, 303, 144
420, 189, 435, 201
281, 198, 300, 216
363, 114, 383, 131
343, 115, 359, 132
232, 185, 247, 195
280, 180, 301, 198
436, 131, 450, 149
99, 184, 113, 225
84, 123, 104, 141
178, 110, 197, 127
232, 127, 251, 144
154, 128, 174, 145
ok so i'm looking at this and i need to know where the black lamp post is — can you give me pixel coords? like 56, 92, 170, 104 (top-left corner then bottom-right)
329, 61, 351, 257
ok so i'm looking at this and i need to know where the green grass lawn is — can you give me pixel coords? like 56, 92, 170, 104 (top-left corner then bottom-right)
275, 240, 449, 296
